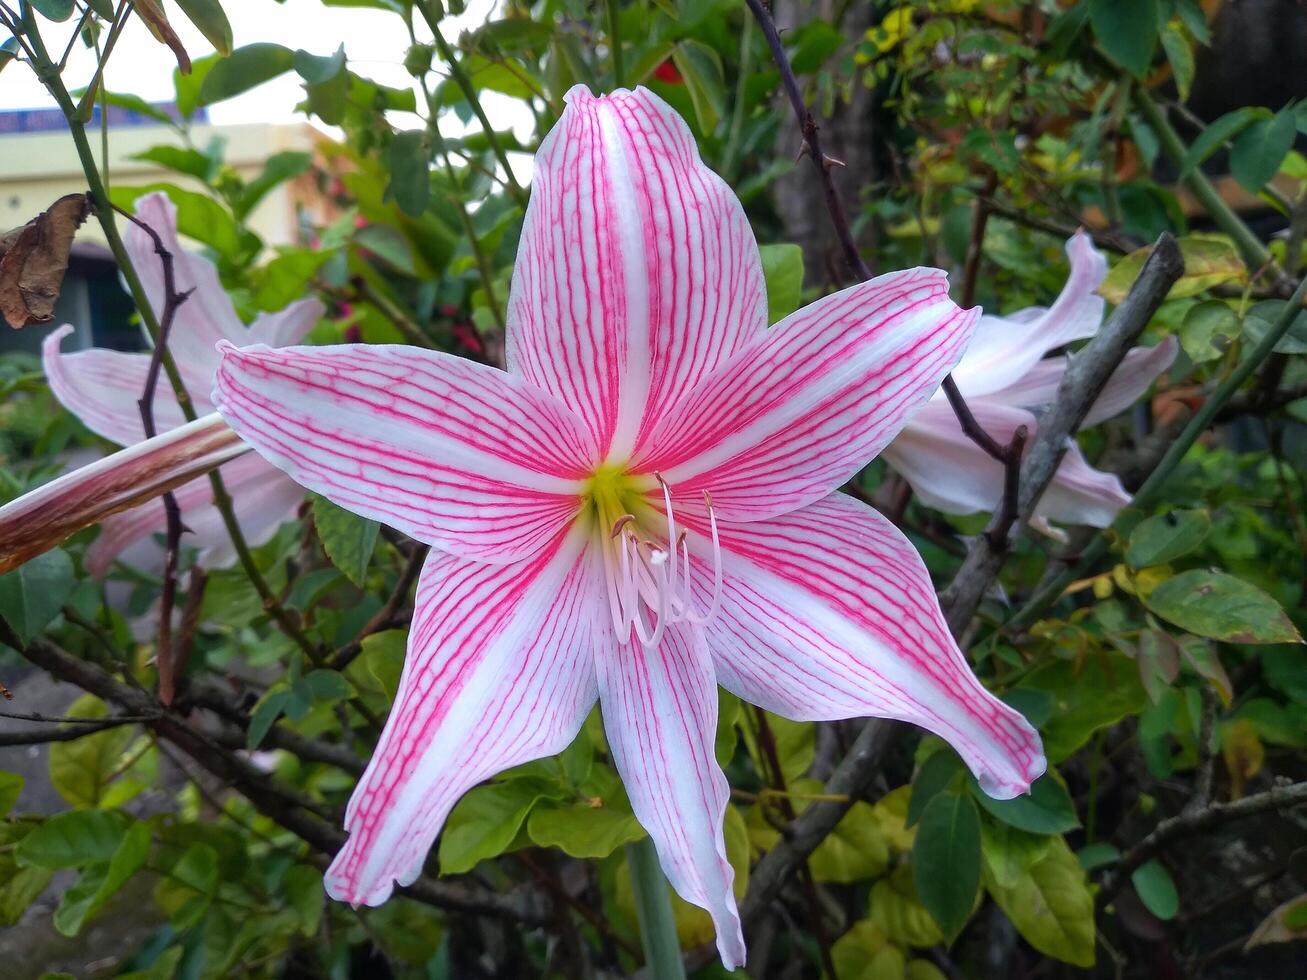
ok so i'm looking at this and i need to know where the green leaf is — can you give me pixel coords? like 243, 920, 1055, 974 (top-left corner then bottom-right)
131, 145, 216, 182
913, 792, 980, 938
869, 864, 942, 948
1243, 299, 1307, 355
1023, 653, 1148, 762
1180, 107, 1263, 176
526, 802, 644, 858
1089, 0, 1158, 77
296, 47, 348, 124
153, 842, 218, 930
907, 750, 964, 827
759, 243, 804, 325
174, 0, 233, 56
1077, 841, 1121, 872
387, 130, 432, 218
670, 39, 725, 134
1, 37, 22, 75
1160, 25, 1194, 102
439, 781, 551, 874
1100, 235, 1245, 304
48, 695, 140, 807
237, 151, 313, 220
355, 629, 406, 703
283, 864, 324, 936
0, 861, 52, 925
973, 773, 1080, 835
0, 548, 74, 645
0, 773, 23, 817
1179, 301, 1239, 363
303, 668, 351, 704
246, 686, 289, 750
28, 0, 75, 22
809, 799, 891, 883
17, 810, 126, 868
313, 494, 379, 587
1127, 509, 1211, 568
198, 43, 294, 106
984, 834, 1095, 966
111, 183, 247, 261
1131, 859, 1180, 920
1144, 569, 1301, 644
1230, 110, 1296, 193
52, 821, 149, 936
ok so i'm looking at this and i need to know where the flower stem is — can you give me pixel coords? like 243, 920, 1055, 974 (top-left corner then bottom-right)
626, 837, 686, 979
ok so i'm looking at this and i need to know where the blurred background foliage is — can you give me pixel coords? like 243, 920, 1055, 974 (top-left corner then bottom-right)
1, 0, 1307, 977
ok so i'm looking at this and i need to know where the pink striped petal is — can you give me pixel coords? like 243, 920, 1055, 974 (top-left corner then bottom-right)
506, 85, 766, 460
950, 230, 1106, 398
882, 399, 1038, 518
248, 298, 324, 348
689, 494, 1044, 799
1030, 440, 1131, 533
212, 343, 598, 562
86, 452, 302, 575
125, 192, 246, 374
638, 269, 977, 522
326, 531, 598, 905
43, 325, 191, 445
596, 622, 745, 970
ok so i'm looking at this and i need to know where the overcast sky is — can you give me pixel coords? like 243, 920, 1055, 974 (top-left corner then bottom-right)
1, 0, 497, 125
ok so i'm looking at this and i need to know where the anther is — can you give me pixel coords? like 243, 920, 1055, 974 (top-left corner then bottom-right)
610, 514, 636, 538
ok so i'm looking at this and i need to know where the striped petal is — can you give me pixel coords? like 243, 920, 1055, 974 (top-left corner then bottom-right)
596, 622, 744, 969
506, 85, 766, 460
326, 530, 599, 905
881, 399, 1038, 518
212, 343, 598, 562
950, 230, 1106, 398
693, 494, 1044, 799
43, 324, 191, 445
86, 453, 302, 575
125, 192, 246, 374
638, 269, 977, 522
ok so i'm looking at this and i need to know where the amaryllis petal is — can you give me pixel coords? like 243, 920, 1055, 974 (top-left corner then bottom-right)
85, 453, 302, 575
43, 325, 189, 445
639, 269, 977, 522
1081, 336, 1178, 426
881, 399, 1038, 518
326, 532, 598, 905
506, 85, 767, 460
692, 493, 1044, 799
248, 298, 324, 348
1030, 439, 1131, 534
212, 343, 598, 562
949, 230, 1106, 398
596, 623, 745, 969
124, 192, 246, 373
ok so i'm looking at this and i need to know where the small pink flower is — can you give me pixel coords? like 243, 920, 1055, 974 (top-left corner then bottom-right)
211, 87, 1044, 968
883, 231, 1178, 540
43, 192, 322, 573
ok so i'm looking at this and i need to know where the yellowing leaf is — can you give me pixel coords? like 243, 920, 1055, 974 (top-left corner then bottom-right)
983, 835, 1095, 967
1220, 719, 1264, 799
1099, 234, 1246, 304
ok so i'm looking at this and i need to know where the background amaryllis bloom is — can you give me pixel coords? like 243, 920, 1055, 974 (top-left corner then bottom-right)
211, 86, 1044, 969
43, 192, 321, 574
882, 231, 1179, 539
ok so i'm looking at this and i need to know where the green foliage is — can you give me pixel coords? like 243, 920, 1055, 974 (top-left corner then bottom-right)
312, 493, 380, 587
0, 547, 73, 644
912, 791, 980, 939
1143, 569, 1301, 644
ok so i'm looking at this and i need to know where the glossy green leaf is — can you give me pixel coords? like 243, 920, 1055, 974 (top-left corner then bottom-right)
1230, 110, 1296, 192
175, 0, 233, 56
973, 773, 1080, 835
439, 780, 552, 874
759, 243, 804, 324
1126, 509, 1211, 569
1023, 653, 1148, 762
198, 43, 294, 106
1160, 25, 1194, 101
913, 792, 981, 938
0, 548, 74, 645
28, 0, 75, 22
526, 802, 644, 858
984, 834, 1095, 966
1179, 301, 1239, 363
1144, 570, 1301, 644
1243, 299, 1307, 355
1088, 0, 1158, 77
907, 750, 964, 827
1131, 859, 1180, 920
313, 493, 379, 588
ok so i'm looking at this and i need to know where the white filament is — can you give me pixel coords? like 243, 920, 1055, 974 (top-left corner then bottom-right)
604, 483, 723, 649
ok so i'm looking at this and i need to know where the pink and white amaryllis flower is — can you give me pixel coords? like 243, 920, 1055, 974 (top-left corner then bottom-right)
43, 192, 321, 574
210, 86, 1045, 968
882, 231, 1178, 539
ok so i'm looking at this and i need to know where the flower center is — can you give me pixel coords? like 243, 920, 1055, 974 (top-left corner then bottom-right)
585, 467, 723, 649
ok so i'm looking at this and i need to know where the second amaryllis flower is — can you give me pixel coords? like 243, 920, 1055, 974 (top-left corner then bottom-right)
43, 192, 320, 574
883, 231, 1177, 539
211, 86, 1045, 969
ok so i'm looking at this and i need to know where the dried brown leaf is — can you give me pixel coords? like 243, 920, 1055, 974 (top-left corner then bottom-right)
0, 193, 92, 329
133, 0, 192, 74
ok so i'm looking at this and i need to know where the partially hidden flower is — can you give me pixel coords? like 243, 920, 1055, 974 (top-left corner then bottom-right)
210, 86, 1044, 968
882, 231, 1178, 539
42, 192, 322, 573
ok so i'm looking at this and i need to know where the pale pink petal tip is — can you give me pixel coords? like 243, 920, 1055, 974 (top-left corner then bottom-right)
970, 711, 1047, 800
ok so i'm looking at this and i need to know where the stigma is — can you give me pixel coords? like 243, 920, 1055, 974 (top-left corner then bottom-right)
599, 475, 723, 649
